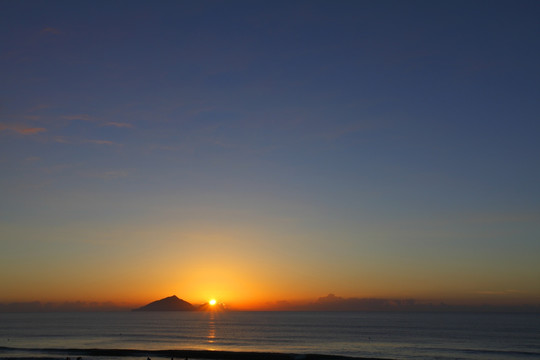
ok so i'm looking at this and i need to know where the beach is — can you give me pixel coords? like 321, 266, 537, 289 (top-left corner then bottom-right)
0, 347, 390, 360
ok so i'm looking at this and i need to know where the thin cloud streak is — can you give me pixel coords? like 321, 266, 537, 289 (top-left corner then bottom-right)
52, 136, 117, 146
0, 124, 46, 135
41, 27, 61, 35
103, 122, 133, 128
263, 294, 540, 312
18, 127, 46, 135
83, 170, 129, 180
53, 136, 70, 144
83, 139, 116, 146
0, 301, 128, 312
61, 114, 93, 121
474, 290, 524, 296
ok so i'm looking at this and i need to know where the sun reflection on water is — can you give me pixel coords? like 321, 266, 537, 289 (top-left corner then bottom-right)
207, 311, 216, 346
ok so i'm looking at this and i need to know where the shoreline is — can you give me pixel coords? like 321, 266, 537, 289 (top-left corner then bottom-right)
0, 347, 391, 360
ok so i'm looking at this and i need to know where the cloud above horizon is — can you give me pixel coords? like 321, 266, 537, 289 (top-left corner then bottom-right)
0, 124, 46, 135
49, 136, 117, 146
61, 114, 93, 121
103, 122, 133, 128
264, 294, 540, 312
84, 170, 129, 180
83, 139, 116, 146
0, 300, 127, 312
41, 27, 61, 35
2, 294, 539, 313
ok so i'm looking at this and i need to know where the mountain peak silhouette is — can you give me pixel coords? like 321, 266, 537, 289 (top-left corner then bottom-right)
133, 295, 195, 311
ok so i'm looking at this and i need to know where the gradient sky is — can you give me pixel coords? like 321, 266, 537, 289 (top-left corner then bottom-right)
1, 0, 540, 309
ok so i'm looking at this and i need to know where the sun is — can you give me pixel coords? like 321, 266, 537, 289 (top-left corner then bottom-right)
209, 299, 217, 306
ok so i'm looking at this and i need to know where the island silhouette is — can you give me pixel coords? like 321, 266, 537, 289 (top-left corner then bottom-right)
133, 295, 195, 311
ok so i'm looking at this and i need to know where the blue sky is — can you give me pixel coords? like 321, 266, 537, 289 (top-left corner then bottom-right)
1, 0, 539, 307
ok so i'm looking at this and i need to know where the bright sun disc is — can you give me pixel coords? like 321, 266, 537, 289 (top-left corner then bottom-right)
209, 299, 217, 306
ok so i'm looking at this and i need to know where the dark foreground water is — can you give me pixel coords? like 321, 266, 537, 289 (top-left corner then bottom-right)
0, 311, 539, 360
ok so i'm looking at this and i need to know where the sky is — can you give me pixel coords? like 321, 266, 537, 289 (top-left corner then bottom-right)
1, 0, 540, 310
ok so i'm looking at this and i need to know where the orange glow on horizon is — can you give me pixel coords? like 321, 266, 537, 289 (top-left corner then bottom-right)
2, 224, 538, 310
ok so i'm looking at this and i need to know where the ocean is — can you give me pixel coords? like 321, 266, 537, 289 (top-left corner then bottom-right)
0, 311, 539, 360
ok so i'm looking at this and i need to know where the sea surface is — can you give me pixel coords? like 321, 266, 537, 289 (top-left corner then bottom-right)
0, 311, 539, 360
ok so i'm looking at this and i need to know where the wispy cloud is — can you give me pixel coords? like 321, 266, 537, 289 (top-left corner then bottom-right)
22, 115, 41, 121
0, 301, 128, 312
61, 114, 93, 121
51, 136, 118, 146
28, 104, 52, 112
84, 170, 129, 180
53, 136, 71, 144
42, 163, 76, 175
263, 294, 539, 312
465, 212, 540, 224
316, 120, 380, 142
0, 123, 46, 135
41, 27, 61, 35
103, 122, 133, 128
474, 290, 523, 296
83, 139, 116, 146
19, 127, 46, 135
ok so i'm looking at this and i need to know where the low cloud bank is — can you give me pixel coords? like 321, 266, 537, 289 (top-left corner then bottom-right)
0, 301, 129, 312
265, 294, 540, 312
2, 294, 539, 312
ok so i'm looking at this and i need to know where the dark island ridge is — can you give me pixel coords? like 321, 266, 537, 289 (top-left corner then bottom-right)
133, 295, 195, 311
